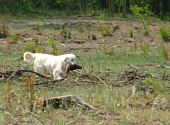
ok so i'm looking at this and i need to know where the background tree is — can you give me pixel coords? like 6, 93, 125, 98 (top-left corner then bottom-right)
0, 0, 169, 20
109, 0, 114, 17
123, 0, 126, 17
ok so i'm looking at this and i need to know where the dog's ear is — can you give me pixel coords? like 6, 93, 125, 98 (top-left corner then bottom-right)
64, 57, 69, 62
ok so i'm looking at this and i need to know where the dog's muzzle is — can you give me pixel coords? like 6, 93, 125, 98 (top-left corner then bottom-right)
67, 63, 82, 72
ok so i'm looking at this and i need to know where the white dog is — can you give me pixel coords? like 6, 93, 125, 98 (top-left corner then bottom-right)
24, 52, 77, 80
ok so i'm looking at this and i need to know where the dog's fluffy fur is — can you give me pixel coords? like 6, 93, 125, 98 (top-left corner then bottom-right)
24, 52, 77, 80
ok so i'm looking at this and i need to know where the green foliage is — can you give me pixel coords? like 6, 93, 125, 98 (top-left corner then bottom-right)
0, 0, 169, 20
22, 42, 36, 53
96, 14, 105, 20
36, 45, 46, 53
159, 25, 170, 42
38, 16, 45, 23
6, 34, 20, 44
130, 5, 153, 35
86, 0, 97, 17
143, 77, 165, 95
47, 37, 59, 55
100, 25, 111, 37
139, 43, 150, 55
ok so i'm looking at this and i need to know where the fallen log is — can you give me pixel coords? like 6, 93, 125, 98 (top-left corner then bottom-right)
29, 95, 98, 112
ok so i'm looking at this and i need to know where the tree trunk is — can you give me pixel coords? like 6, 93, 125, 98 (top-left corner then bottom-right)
101, 0, 107, 10
126, 0, 130, 13
123, 0, 126, 17
80, 0, 86, 11
109, 0, 114, 17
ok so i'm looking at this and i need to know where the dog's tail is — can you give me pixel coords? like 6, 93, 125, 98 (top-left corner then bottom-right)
23, 52, 34, 62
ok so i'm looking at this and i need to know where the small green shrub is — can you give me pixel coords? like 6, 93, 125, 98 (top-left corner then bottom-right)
139, 43, 150, 55
159, 25, 170, 42
22, 42, 36, 53
143, 77, 166, 96
36, 45, 46, 53
100, 25, 112, 37
7, 34, 20, 44
96, 14, 105, 20
47, 37, 59, 55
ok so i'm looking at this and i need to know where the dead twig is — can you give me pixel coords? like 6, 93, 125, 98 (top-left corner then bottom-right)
93, 74, 107, 86
127, 64, 138, 71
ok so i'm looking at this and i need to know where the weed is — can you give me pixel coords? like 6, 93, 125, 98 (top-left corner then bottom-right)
102, 45, 114, 55
61, 28, 71, 39
158, 25, 170, 42
6, 34, 20, 44
159, 43, 168, 59
100, 25, 112, 37
47, 37, 59, 55
143, 77, 165, 96
22, 42, 36, 53
0, 19, 9, 38
139, 43, 150, 55
36, 45, 46, 53
96, 14, 105, 20
38, 16, 45, 24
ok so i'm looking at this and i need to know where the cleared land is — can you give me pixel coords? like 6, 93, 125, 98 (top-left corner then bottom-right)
0, 16, 170, 124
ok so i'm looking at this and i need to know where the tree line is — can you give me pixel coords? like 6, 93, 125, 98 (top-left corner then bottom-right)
0, 0, 169, 19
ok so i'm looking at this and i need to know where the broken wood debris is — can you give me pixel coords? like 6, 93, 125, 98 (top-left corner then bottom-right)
29, 95, 99, 112
115, 70, 153, 83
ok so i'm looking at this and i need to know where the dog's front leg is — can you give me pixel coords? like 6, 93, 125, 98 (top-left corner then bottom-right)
53, 70, 63, 80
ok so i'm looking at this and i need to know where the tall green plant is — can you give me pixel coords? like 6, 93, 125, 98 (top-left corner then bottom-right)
130, 5, 153, 35
47, 37, 59, 55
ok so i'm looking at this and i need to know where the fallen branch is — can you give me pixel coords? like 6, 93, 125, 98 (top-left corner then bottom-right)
0, 69, 51, 81
29, 95, 99, 112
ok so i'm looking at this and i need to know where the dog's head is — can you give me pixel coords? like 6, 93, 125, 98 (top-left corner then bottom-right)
64, 54, 77, 66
